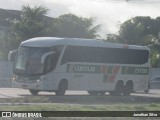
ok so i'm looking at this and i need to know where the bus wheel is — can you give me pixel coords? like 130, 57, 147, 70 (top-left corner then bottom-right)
144, 84, 150, 94
55, 80, 68, 96
29, 89, 39, 95
114, 81, 124, 96
144, 89, 149, 94
123, 81, 133, 96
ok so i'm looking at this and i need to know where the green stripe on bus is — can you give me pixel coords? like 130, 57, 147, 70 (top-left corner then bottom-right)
107, 66, 113, 74
67, 64, 149, 75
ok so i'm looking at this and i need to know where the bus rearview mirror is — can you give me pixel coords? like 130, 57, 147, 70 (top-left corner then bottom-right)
8, 50, 17, 61
41, 52, 56, 64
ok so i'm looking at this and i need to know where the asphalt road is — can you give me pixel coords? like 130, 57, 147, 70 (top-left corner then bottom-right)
0, 88, 159, 98
0, 88, 160, 104
0, 88, 91, 98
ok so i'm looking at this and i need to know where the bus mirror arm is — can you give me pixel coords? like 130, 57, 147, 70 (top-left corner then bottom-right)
41, 52, 56, 64
8, 50, 17, 61
60, 60, 68, 65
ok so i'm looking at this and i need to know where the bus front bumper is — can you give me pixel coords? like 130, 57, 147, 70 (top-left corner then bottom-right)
12, 79, 44, 90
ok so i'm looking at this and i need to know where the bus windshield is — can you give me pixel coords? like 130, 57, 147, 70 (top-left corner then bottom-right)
13, 46, 50, 76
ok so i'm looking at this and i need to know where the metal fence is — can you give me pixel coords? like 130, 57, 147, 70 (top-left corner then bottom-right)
0, 61, 159, 88
150, 68, 160, 78
0, 61, 13, 87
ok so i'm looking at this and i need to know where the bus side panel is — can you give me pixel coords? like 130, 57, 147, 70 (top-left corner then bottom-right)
50, 63, 149, 92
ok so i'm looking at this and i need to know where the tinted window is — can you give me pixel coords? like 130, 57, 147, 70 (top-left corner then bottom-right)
62, 46, 149, 64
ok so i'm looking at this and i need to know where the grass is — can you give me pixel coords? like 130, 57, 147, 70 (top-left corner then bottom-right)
0, 97, 159, 120
0, 96, 160, 111
0, 96, 49, 103
0, 105, 159, 120
0, 103, 160, 111
0, 96, 160, 120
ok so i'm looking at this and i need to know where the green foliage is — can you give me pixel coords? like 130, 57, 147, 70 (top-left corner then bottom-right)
13, 6, 101, 41
105, 34, 122, 43
119, 16, 155, 45
13, 5, 49, 40
0, 29, 21, 60
0, 5, 101, 60
52, 14, 101, 39
106, 16, 160, 67
150, 48, 159, 68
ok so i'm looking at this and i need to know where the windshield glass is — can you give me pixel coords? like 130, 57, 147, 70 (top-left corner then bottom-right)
14, 46, 50, 76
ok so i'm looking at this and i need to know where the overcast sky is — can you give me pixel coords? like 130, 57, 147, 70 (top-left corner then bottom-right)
0, 0, 160, 38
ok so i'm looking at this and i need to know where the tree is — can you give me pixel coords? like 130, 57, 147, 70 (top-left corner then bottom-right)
119, 16, 155, 45
52, 14, 101, 39
0, 29, 20, 60
0, 5, 52, 60
105, 34, 122, 43
13, 7, 101, 40
0, 5, 102, 60
13, 5, 49, 40
118, 16, 160, 67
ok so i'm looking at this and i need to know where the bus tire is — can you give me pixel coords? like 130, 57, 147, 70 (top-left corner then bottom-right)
55, 80, 68, 96
29, 89, 39, 95
114, 81, 124, 96
144, 84, 150, 94
123, 81, 133, 96
144, 89, 149, 94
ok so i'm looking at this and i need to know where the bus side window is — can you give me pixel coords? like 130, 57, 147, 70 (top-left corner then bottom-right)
44, 54, 57, 73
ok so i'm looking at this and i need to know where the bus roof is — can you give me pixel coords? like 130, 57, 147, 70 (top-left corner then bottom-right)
20, 37, 149, 50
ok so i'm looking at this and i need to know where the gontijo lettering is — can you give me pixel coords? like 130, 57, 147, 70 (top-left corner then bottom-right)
74, 66, 95, 72
67, 64, 100, 73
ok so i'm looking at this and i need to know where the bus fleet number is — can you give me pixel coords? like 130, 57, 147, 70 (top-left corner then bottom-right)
135, 68, 148, 74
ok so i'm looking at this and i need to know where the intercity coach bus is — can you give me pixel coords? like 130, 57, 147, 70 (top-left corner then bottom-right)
8, 37, 150, 96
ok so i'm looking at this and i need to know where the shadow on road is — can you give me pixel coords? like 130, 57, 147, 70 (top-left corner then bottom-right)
19, 94, 160, 104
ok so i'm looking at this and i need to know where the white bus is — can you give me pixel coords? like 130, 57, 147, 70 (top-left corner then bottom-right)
8, 37, 150, 96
